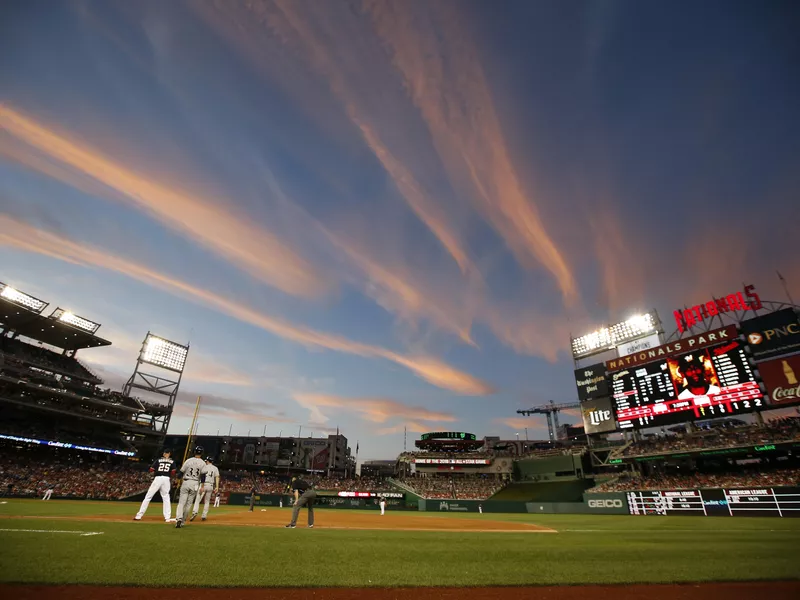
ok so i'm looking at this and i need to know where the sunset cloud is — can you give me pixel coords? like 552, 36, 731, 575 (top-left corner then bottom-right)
292, 392, 457, 425
0, 216, 494, 395
493, 417, 538, 430
363, 0, 577, 303
0, 104, 327, 298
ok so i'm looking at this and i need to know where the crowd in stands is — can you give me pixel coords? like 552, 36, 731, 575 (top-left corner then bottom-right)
0, 336, 100, 383
398, 475, 505, 499
620, 419, 800, 458
0, 448, 151, 500
589, 468, 800, 493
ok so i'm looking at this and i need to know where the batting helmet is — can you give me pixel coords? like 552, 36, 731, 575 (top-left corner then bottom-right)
194, 446, 204, 455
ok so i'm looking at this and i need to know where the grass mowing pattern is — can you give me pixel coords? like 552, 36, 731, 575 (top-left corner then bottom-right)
1, 500, 799, 587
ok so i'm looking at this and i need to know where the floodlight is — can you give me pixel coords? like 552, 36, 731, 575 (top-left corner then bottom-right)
141, 333, 189, 373
572, 312, 659, 359
51, 307, 101, 333
0, 282, 48, 313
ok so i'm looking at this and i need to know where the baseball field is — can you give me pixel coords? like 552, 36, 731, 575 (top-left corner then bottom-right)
1, 499, 799, 599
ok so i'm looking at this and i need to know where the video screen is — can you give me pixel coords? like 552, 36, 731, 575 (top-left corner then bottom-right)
612, 340, 763, 429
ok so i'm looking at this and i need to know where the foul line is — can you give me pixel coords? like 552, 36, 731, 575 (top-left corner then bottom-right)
561, 529, 787, 533
0, 528, 104, 536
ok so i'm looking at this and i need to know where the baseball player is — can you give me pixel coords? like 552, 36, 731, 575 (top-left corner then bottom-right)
191, 456, 220, 521
213, 491, 221, 508
379, 494, 386, 515
175, 446, 206, 528
42, 484, 54, 501
134, 448, 177, 522
285, 476, 316, 528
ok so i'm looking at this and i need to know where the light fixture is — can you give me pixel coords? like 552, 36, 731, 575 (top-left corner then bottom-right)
0, 282, 47, 313
141, 333, 189, 372
572, 312, 658, 359
50, 308, 101, 333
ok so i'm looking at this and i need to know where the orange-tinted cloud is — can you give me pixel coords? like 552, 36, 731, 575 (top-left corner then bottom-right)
494, 417, 537, 430
0, 215, 494, 395
377, 420, 445, 435
363, 0, 577, 304
292, 392, 457, 425
0, 104, 326, 298
324, 231, 476, 345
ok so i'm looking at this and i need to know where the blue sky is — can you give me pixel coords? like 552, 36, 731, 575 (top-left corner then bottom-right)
1, 0, 798, 460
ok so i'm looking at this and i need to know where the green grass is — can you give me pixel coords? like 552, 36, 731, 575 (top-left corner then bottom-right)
1, 499, 799, 587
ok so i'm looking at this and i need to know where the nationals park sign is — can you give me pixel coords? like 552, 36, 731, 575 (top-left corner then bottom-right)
605, 325, 737, 372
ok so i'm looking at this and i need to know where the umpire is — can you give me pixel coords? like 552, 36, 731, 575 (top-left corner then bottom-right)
285, 476, 316, 528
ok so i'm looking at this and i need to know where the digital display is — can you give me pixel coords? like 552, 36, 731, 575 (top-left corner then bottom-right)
420, 432, 476, 441
612, 340, 763, 429
627, 488, 800, 517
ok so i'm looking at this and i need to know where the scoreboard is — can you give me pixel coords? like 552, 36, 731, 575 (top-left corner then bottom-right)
627, 487, 800, 517
612, 340, 763, 429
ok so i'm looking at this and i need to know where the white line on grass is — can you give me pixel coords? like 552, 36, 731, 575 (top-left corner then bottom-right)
0, 528, 104, 536
561, 529, 783, 533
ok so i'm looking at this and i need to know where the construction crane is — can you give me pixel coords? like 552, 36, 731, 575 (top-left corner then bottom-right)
517, 401, 581, 443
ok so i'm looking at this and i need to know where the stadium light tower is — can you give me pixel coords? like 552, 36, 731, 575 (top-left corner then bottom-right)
0, 282, 48, 313
570, 311, 663, 365
123, 332, 189, 436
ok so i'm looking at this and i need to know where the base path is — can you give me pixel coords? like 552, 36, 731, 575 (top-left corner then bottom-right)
13, 510, 553, 532
3, 582, 799, 600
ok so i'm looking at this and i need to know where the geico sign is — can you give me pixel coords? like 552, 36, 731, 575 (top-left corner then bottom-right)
587, 499, 623, 508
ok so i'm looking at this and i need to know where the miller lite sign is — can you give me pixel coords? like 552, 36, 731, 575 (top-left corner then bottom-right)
580, 397, 617, 434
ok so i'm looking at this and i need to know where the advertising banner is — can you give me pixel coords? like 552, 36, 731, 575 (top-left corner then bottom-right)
582, 493, 629, 513
574, 362, 610, 402
741, 308, 800, 361
580, 397, 617, 434
760, 354, 800, 406
617, 333, 661, 358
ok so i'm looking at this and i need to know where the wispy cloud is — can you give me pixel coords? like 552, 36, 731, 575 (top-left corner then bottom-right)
292, 392, 457, 425
494, 417, 538, 430
0, 104, 327, 298
78, 331, 255, 387
377, 420, 445, 435
363, 0, 577, 303
0, 215, 494, 395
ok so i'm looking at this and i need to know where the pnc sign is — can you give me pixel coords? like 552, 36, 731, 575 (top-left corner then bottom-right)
674, 285, 762, 333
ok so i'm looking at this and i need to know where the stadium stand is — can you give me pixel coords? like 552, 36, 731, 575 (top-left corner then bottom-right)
588, 468, 800, 493
0, 445, 151, 500
397, 475, 506, 500
615, 419, 800, 459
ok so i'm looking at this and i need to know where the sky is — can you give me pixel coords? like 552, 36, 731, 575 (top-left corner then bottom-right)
1, 0, 798, 461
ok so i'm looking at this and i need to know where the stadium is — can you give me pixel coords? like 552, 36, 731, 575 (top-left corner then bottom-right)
1, 280, 799, 599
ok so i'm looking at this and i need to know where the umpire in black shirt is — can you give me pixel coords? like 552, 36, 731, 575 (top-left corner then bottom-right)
285, 476, 316, 528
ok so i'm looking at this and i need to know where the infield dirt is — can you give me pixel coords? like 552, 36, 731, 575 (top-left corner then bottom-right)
1, 509, 555, 532
3, 581, 799, 600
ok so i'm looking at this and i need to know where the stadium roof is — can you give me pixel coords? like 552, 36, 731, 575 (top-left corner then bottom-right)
1, 298, 111, 351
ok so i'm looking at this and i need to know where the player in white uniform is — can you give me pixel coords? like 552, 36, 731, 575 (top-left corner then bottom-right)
42, 484, 54, 501
379, 494, 386, 515
191, 456, 220, 521
134, 449, 177, 522
213, 491, 221, 508
175, 446, 206, 529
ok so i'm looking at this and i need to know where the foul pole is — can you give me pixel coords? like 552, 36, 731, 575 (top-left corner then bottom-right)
182, 396, 202, 464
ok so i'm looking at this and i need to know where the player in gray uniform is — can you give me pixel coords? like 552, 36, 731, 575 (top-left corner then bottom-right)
191, 456, 220, 521
175, 446, 206, 529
